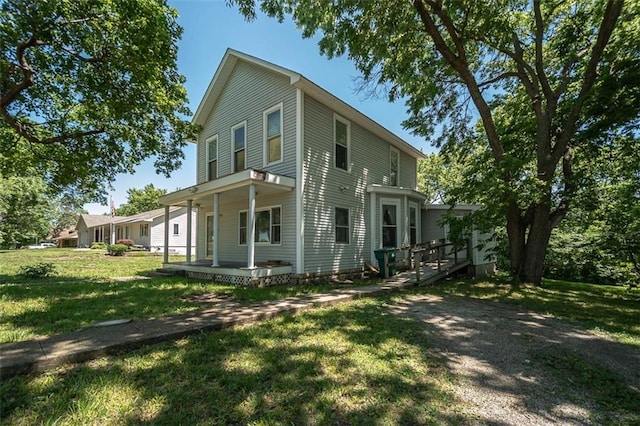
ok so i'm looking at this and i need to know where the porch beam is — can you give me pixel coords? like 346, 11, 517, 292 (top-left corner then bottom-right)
212, 193, 220, 267
186, 200, 193, 264
163, 206, 169, 264
247, 183, 256, 269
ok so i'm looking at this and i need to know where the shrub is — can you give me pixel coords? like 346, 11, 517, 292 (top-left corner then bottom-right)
107, 243, 129, 256
18, 262, 57, 278
90, 242, 108, 250
116, 239, 134, 246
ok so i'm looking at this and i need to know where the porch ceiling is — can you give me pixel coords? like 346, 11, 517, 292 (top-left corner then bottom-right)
160, 169, 295, 207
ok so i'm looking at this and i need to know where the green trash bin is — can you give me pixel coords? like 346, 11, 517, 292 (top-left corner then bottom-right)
374, 247, 397, 277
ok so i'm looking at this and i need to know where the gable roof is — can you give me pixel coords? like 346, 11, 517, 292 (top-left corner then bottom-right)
78, 214, 122, 228
114, 206, 182, 224
193, 48, 425, 159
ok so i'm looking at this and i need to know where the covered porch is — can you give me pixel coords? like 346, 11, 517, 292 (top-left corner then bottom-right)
158, 169, 296, 282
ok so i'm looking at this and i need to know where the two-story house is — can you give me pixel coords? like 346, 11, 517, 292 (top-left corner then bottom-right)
159, 49, 493, 285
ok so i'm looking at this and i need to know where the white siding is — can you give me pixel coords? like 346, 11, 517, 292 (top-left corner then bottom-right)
150, 208, 196, 255
196, 190, 297, 267
303, 95, 424, 273
196, 61, 298, 183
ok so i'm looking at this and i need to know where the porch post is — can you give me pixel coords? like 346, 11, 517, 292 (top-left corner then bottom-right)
186, 200, 193, 264
212, 193, 220, 267
247, 183, 256, 269
163, 206, 169, 264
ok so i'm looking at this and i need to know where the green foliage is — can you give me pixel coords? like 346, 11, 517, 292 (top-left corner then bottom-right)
417, 153, 465, 204
107, 243, 128, 256
0, 175, 56, 248
114, 184, 167, 216
17, 262, 57, 279
0, 0, 197, 202
230, 0, 640, 284
90, 242, 107, 250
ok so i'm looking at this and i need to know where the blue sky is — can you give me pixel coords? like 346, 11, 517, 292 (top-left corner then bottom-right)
84, 0, 435, 214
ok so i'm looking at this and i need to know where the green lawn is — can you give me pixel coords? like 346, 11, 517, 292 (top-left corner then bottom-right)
0, 249, 372, 343
1, 298, 470, 425
2, 250, 639, 424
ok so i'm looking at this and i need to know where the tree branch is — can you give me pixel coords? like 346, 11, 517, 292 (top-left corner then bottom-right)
0, 37, 45, 108
552, 0, 624, 164
0, 106, 105, 145
413, 0, 506, 162
478, 72, 521, 88
533, 0, 555, 106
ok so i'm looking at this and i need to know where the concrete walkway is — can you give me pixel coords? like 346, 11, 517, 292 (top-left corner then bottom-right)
1, 272, 433, 379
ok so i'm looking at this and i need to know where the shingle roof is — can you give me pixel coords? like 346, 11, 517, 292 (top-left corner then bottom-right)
113, 206, 181, 224
79, 214, 123, 228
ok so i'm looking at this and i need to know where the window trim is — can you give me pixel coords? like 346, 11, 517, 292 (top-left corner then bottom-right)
380, 198, 401, 248
238, 205, 282, 246
263, 103, 284, 166
231, 121, 247, 173
140, 223, 149, 237
390, 146, 400, 186
206, 134, 218, 181
334, 206, 350, 245
409, 201, 419, 246
333, 113, 351, 172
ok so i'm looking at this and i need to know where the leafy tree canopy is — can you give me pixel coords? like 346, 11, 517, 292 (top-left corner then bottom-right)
115, 184, 167, 217
231, 0, 640, 284
0, 0, 196, 202
0, 174, 55, 247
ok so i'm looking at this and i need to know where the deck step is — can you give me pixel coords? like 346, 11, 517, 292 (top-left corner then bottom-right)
149, 268, 185, 277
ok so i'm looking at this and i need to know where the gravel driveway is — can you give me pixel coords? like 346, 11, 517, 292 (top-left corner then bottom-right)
387, 294, 640, 425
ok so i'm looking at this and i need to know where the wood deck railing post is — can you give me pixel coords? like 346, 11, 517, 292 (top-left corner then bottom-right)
454, 244, 458, 265
467, 238, 473, 263
383, 252, 389, 279
437, 246, 442, 271
415, 250, 421, 281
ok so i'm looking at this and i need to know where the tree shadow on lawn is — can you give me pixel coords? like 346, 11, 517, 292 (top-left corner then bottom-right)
387, 294, 640, 425
424, 278, 640, 346
0, 275, 231, 343
1, 298, 470, 425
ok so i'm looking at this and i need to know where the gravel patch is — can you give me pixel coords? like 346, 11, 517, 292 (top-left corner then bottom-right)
387, 294, 640, 425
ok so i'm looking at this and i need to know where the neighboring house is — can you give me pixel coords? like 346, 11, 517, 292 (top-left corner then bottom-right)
113, 207, 196, 255
76, 214, 121, 247
52, 227, 78, 248
159, 49, 494, 284
76, 208, 196, 255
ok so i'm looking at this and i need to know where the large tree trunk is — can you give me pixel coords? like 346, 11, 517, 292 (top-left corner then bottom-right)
506, 202, 554, 285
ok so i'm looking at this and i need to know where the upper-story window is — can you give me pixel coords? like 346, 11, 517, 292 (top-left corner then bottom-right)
232, 121, 246, 173
206, 135, 218, 180
334, 114, 350, 171
264, 103, 283, 165
390, 146, 399, 186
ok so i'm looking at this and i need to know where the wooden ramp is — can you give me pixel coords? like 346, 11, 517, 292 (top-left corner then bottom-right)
383, 258, 471, 286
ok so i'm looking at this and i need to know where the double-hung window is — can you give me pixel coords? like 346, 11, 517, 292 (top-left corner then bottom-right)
390, 147, 399, 186
264, 104, 282, 165
173, 224, 179, 235
140, 223, 149, 237
207, 135, 218, 180
239, 206, 281, 245
334, 115, 350, 171
335, 207, 350, 244
232, 122, 246, 173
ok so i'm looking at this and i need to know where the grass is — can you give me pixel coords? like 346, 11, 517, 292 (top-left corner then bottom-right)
2, 250, 639, 424
1, 298, 470, 425
422, 275, 640, 347
0, 249, 373, 344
